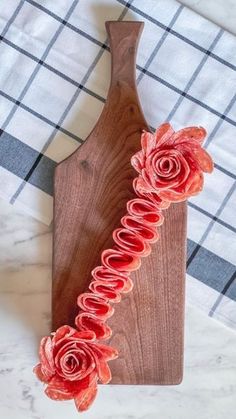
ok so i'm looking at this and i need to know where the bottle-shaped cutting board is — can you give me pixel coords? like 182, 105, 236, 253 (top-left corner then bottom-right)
53, 21, 187, 385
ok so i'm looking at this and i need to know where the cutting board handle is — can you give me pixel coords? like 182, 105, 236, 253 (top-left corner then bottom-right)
106, 21, 144, 89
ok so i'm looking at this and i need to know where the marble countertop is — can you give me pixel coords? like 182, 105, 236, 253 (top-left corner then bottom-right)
0, 1, 236, 418
1, 196, 236, 419
0, 197, 236, 419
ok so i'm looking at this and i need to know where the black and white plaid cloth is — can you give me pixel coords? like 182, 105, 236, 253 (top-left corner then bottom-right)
0, 0, 235, 330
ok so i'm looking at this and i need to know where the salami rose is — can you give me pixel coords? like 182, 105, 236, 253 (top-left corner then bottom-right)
131, 123, 213, 202
34, 325, 118, 412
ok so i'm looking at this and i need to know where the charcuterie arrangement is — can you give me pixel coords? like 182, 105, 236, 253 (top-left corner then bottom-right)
34, 123, 213, 413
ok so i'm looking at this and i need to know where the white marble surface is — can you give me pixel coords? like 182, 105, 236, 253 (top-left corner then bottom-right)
1, 0, 236, 418
0, 197, 236, 419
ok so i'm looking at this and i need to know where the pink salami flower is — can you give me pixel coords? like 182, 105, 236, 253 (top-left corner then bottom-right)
34, 325, 118, 412
131, 123, 213, 202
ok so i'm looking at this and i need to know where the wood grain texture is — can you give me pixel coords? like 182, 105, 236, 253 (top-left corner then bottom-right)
52, 21, 187, 385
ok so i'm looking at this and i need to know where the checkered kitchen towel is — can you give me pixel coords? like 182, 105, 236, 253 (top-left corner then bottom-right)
0, 0, 235, 330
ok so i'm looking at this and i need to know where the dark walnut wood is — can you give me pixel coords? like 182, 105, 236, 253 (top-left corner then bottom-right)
52, 21, 187, 385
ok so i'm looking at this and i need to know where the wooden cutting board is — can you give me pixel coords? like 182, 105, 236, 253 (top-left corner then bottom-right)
52, 21, 187, 385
